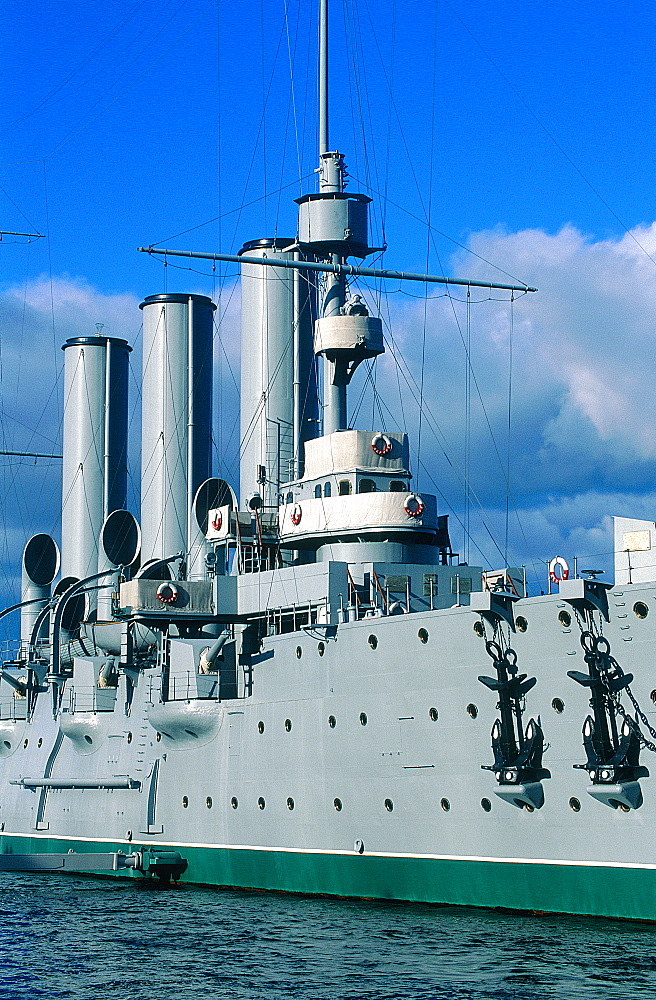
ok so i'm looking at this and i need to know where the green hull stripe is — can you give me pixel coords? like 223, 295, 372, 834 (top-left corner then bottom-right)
2, 833, 654, 921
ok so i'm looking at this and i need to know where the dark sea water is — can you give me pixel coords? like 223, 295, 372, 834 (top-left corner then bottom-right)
1, 874, 656, 1000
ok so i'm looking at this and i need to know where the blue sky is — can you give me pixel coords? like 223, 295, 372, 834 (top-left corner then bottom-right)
1, 0, 656, 614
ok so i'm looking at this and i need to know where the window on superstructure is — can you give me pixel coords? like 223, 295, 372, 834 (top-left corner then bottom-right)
286, 492, 293, 504
358, 479, 375, 493
389, 481, 405, 492
338, 480, 352, 496
315, 485, 321, 498
324, 482, 331, 497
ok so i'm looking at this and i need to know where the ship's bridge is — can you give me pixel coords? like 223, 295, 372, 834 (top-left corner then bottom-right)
277, 429, 437, 549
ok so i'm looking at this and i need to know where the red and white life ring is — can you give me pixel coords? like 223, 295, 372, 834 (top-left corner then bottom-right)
211, 510, 222, 532
404, 494, 425, 518
291, 504, 303, 526
371, 433, 392, 457
549, 556, 569, 584
156, 582, 179, 604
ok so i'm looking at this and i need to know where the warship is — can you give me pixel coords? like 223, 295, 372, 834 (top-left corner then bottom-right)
3, 0, 656, 922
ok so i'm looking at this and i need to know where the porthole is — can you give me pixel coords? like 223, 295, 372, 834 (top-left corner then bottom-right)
258, 720, 265, 734
429, 707, 438, 722
651, 690, 656, 706
231, 796, 238, 809
37, 738, 42, 748
418, 628, 429, 644
467, 703, 478, 719
334, 797, 342, 811
360, 712, 368, 726
284, 718, 292, 732
328, 715, 336, 728
206, 796, 213, 809
569, 797, 581, 812
368, 634, 378, 649
481, 797, 492, 812
84, 735, 93, 745
156, 732, 162, 742
473, 621, 485, 637
182, 796, 189, 808
318, 641, 325, 656
516, 616, 528, 633
617, 802, 631, 813
23, 739, 28, 749
287, 797, 295, 811
552, 697, 565, 713
258, 797, 266, 810
440, 798, 450, 812
3, 741, 10, 750
523, 803, 535, 813
126, 732, 132, 744
634, 601, 649, 619
384, 798, 394, 812
296, 645, 302, 659
558, 610, 572, 627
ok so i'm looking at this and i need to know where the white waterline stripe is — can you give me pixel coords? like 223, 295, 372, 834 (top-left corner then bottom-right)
2, 830, 656, 871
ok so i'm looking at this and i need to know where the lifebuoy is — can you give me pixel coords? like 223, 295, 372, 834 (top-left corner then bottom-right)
291, 504, 302, 526
211, 510, 222, 532
371, 433, 392, 457
549, 556, 569, 584
156, 582, 179, 604
404, 493, 424, 517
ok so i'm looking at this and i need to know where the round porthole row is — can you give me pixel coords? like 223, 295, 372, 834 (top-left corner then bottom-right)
368, 634, 378, 649
384, 798, 394, 812
206, 796, 213, 809
634, 601, 649, 619
334, 797, 343, 811
287, 797, 295, 811
552, 697, 565, 714
230, 796, 238, 809
182, 796, 189, 808
558, 610, 572, 627
516, 616, 528, 633
127, 732, 132, 744
328, 715, 336, 728
440, 798, 450, 812
481, 798, 492, 812
296, 645, 302, 659
284, 718, 292, 732
569, 797, 581, 812
318, 641, 325, 656
258, 720, 265, 734
473, 621, 485, 637
418, 628, 429, 644
467, 703, 478, 719
429, 707, 438, 722
258, 797, 266, 810
359, 712, 368, 726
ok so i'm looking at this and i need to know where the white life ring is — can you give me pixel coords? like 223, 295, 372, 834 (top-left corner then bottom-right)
156, 582, 179, 604
404, 493, 425, 518
211, 510, 222, 532
291, 504, 303, 526
549, 556, 569, 584
371, 433, 392, 457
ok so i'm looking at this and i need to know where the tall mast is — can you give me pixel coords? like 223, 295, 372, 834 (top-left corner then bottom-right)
319, 0, 329, 156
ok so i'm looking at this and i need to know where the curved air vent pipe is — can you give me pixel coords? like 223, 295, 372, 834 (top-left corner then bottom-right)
21, 534, 59, 649
60, 335, 131, 592
139, 294, 215, 568
96, 509, 140, 622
